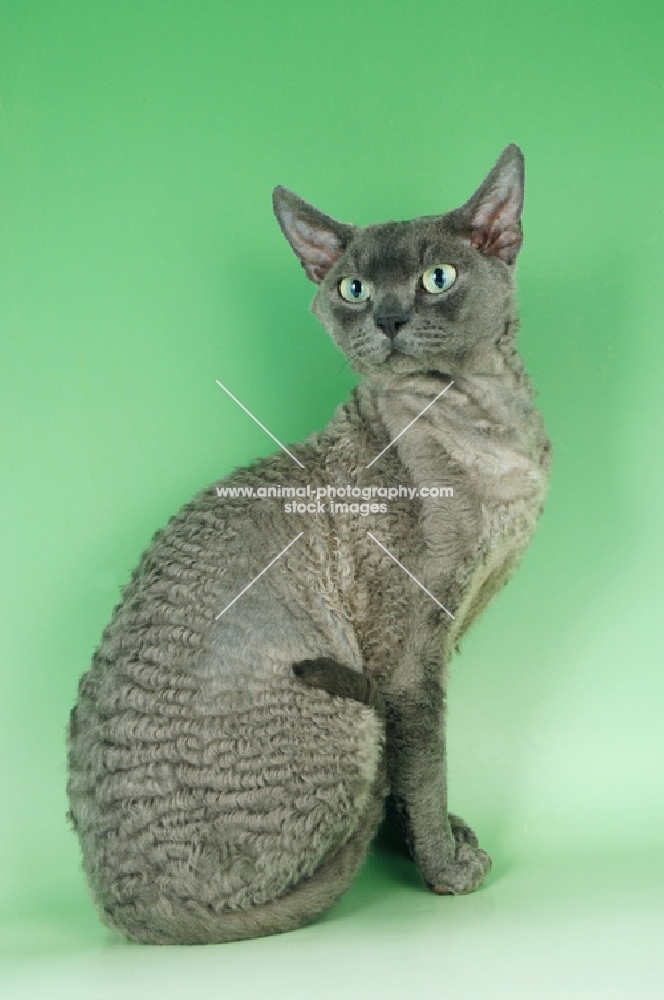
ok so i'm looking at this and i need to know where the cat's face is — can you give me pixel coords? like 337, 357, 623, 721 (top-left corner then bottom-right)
273, 145, 525, 391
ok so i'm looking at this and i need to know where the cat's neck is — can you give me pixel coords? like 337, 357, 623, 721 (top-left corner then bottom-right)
353, 332, 549, 502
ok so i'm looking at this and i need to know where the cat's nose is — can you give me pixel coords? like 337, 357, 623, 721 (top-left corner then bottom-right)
375, 310, 410, 341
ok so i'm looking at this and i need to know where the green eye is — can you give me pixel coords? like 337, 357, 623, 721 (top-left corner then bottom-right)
339, 277, 370, 303
422, 264, 457, 294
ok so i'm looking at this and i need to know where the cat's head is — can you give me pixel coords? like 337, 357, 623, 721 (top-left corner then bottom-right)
273, 145, 525, 391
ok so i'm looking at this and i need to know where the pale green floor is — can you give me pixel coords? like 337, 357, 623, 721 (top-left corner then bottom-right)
2, 823, 662, 1000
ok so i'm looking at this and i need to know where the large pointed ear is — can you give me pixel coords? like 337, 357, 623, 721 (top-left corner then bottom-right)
272, 186, 355, 283
446, 145, 525, 264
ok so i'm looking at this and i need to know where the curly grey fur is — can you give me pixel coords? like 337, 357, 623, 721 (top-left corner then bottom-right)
66, 145, 551, 944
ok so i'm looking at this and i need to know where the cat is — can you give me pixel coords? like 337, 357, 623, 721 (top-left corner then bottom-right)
66, 144, 551, 946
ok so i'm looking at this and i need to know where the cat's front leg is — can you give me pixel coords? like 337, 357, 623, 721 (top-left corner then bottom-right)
385, 658, 491, 896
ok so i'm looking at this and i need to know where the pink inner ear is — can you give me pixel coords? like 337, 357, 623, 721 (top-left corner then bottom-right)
469, 226, 522, 263
282, 210, 344, 281
467, 178, 522, 263
294, 218, 342, 260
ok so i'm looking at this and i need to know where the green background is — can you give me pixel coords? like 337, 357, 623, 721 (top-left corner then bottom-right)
1, 1, 663, 996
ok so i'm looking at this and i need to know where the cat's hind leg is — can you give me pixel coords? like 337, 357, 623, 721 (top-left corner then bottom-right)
101, 760, 387, 946
70, 662, 388, 946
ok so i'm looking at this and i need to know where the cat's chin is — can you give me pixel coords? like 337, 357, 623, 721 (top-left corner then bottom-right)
360, 352, 457, 393
383, 351, 451, 379
389, 355, 455, 384
368, 369, 458, 396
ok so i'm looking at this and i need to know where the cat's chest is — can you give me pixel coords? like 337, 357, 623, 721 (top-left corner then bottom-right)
441, 493, 541, 650
375, 386, 551, 626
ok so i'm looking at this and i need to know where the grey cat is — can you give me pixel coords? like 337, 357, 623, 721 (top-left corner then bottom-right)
66, 144, 551, 945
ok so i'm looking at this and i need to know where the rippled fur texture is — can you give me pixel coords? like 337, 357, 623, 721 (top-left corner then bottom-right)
66, 145, 551, 944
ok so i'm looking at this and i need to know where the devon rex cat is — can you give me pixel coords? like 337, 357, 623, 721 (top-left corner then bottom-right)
66, 144, 551, 945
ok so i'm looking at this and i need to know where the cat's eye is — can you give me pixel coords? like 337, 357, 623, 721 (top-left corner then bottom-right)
338, 277, 370, 303
422, 264, 457, 294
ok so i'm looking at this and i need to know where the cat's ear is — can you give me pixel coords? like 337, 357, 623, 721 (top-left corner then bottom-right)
446, 145, 525, 264
272, 187, 355, 283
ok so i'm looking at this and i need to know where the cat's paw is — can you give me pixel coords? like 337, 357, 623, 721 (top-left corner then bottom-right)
426, 844, 491, 896
424, 816, 491, 896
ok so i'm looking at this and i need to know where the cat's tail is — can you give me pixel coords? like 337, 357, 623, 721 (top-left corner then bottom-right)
292, 657, 386, 720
